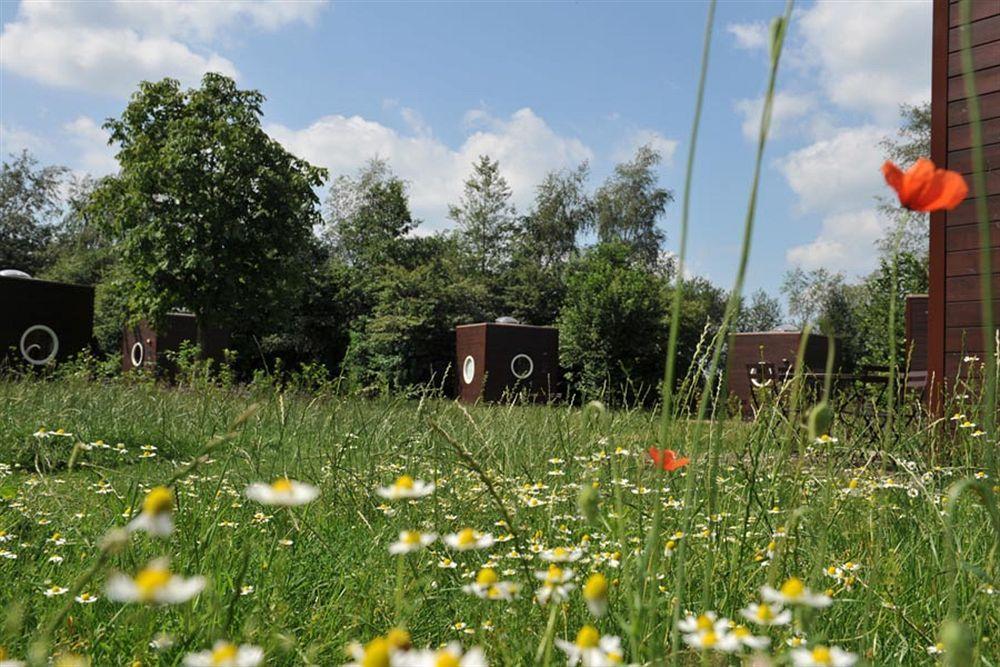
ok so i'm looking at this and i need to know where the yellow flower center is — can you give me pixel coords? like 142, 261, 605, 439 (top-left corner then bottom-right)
211, 642, 238, 665
386, 628, 411, 650
780, 577, 805, 599
827, 566, 838, 576
457, 528, 477, 546
733, 626, 750, 638
695, 614, 714, 632
553, 546, 567, 558
811, 646, 832, 665
271, 478, 294, 493
361, 638, 390, 667
545, 564, 564, 583
402, 531, 422, 545
395, 475, 414, 490
135, 567, 171, 600
435, 651, 460, 667
583, 573, 608, 600
143, 486, 174, 515
575, 625, 600, 649
476, 567, 498, 586
848, 478, 859, 489
756, 604, 774, 621
701, 631, 717, 648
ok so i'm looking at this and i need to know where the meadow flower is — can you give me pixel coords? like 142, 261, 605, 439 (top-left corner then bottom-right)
411, 643, 487, 667
582, 572, 609, 617
555, 626, 624, 666
730, 625, 770, 651
790, 645, 857, 666
462, 567, 520, 600
540, 546, 583, 563
926, 642, 945, 655
128, 486, 175, 536
376, 475, 434, 500
444, 528, 494, 551
761, 577, 831, 608
388, 530, 436, 554
245, 478, 319, 506
958, 420, 976, 429
882, 158, 968, 212
344, 637, 395, 667
106, 558, 205, 604
739, 602, 791, 626
43, 585, 68, 597
814, 434, 838, 445
648, 447, 690, 472
679, 613, 740, 652
535, 564, 575, 604
182, 641, 263, 667
74, 592, 98, 604
438, 557, 459, 569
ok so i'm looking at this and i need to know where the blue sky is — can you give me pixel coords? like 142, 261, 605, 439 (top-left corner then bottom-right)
0, 0, 932, 299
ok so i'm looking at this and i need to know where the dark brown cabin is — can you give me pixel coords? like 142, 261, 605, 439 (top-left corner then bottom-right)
905, 294, 930, 372
928, 0, 1000, 392
123, 312, 230, 375
455, 322, 560, 403
0, 275, 94, 367
726, 331, 832, 417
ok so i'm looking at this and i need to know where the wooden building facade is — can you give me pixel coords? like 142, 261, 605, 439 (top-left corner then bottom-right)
928, 0, 1000, 389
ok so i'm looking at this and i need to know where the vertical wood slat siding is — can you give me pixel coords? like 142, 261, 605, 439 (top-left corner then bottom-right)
931, 0, 1000, 396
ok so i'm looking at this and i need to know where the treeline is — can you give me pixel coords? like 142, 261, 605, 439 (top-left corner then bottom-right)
1, 74, 928, 401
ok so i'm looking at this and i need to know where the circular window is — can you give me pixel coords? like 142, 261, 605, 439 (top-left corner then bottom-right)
130, 341, 145, 367
19, 324, 59, 366
510, 353, 534, 380
462, 355, 476, 384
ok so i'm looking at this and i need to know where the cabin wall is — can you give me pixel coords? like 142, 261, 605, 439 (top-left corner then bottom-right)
929, 0, 1000, 388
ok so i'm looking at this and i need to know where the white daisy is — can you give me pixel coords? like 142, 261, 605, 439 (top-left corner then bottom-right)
555, 626, 624, 667
739, 602, 792, 626
791, 645, 857, 666
388, 530, 436, 554
127, 486, 175, 536
761, 577, 831, 608
244, 478, 319, 507
443, 528, 494, 551
376, 475, 434, 500
182, 641, 263, 667
539, 546, 583, 563
106, 559, 205, 604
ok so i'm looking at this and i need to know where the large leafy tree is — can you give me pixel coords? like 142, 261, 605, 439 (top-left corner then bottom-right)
448, 155, 516, 276
325, 158, 417, 270
558, 242, 667, 405
0, 150, 67, 275
592, 145, 672, 268
737, 288, 783, 332
92, 73, 326, 338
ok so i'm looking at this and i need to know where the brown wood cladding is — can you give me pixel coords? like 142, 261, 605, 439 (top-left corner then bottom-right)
905, 295, 930, 371
455, 323, 560, 403
726, 332, 832, 417
931, 0, 1000, 391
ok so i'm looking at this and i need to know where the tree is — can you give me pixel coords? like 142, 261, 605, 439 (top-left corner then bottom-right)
591, 145, 672, 268
878, 102, 932, 258
92, 73, 327, 341
781, 267, 861, 366
853, 251, 929, 369
325, 158, 417, 269
558, 242, 667, 405
0, 150, 67, 274
448, 155, 516, 276
737, 288, 783, 332
500, 163, 591, 324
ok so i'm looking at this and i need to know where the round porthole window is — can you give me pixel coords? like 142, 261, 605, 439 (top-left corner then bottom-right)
19, 324, 59, 366
462, 355, 476, 384
510, 353, 534, 380
130, 342, 145, 368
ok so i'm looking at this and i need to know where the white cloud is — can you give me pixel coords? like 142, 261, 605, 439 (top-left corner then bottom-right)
735, 91, 816, 141
727, 21, 770, 51
613, 129, 678, 166
266, 107, 594, 227
795, 0, 931, 121
63, 117, 117, 175
786, 208, 887, 274
0, 0, 326, 97
777, 125, 889, 215
0, 123, 46, 156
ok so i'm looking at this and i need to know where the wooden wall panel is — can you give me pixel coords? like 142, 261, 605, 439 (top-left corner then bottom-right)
931, 0, 1000, 394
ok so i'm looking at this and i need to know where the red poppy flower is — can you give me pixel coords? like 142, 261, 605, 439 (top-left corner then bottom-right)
648, 447, 690, 472
882, 158, 968, 212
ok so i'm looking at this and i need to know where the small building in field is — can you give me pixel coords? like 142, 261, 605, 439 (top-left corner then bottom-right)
727, 330, 833, 417
0, 273, 94, 367
123, 312, 230, 375
927, 0, 1000, 390
455, 321, 560, 403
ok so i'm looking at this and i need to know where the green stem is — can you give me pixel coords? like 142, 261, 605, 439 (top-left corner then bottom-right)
534, 602, 560, 665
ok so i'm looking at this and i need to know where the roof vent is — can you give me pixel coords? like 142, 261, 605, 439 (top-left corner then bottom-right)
495, 316, 520, 325
0, 269, 32, 279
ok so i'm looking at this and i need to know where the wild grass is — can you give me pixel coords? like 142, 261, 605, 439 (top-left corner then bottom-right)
0, 373, 996, 665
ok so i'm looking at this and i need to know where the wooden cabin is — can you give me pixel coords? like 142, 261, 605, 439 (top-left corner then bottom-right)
928, 0, 1000, 391
455, 322, 560, 403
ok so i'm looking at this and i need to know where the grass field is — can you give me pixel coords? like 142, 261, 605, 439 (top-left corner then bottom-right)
0, 374, 996, 666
